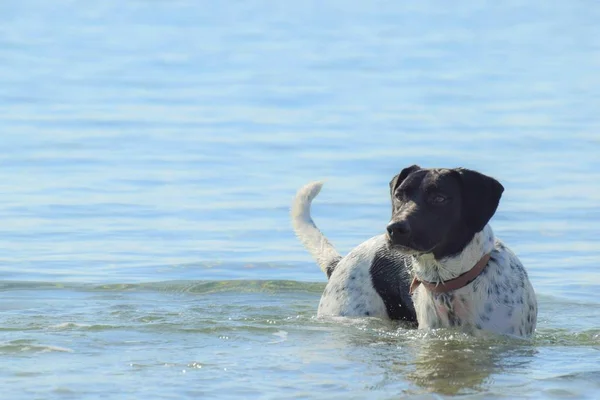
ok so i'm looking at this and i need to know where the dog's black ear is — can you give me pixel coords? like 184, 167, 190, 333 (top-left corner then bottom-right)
389, 164, 421, 196
454, 168, 504, 233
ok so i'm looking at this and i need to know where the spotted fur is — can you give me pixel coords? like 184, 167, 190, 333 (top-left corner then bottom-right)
411, 225, 538, 337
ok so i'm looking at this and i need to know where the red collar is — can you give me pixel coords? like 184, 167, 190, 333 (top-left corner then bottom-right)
409, 253, 491, 295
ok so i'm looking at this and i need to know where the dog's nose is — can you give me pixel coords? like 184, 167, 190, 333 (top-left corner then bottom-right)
387, 220, 411, 238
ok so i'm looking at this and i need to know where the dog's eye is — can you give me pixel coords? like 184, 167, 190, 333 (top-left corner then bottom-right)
430, 194, 448, 204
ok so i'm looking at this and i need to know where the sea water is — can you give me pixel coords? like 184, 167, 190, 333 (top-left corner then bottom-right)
1, 1, 599, 398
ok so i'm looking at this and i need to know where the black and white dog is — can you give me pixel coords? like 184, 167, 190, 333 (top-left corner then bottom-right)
291, 166, 537, 337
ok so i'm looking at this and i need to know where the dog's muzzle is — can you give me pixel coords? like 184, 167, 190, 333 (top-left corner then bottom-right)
386, 219, 429, 254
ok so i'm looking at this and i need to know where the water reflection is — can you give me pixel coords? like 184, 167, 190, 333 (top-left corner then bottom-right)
406, 332, 537, 395
338, 322, 538, 396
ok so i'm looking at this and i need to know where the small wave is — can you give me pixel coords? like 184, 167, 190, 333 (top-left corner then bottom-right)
0, 340, 74, 354
534, 328, 600, 347
47, 322, 119, 331
268, 330, 288, 344
49, 322, 91, 330
0, 279, 326, 295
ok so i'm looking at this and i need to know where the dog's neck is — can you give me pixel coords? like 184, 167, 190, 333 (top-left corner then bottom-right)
411, 225, 495, 284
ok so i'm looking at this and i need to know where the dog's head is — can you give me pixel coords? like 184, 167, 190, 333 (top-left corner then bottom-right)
386, 165, 504, 259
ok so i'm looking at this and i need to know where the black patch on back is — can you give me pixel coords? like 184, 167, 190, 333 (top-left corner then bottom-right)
369, 247, 417, 323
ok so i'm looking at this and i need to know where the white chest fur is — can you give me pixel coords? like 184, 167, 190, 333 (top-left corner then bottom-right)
411, 226, 538, 337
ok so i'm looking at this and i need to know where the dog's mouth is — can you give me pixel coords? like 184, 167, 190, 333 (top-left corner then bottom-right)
386, 234, 435, 255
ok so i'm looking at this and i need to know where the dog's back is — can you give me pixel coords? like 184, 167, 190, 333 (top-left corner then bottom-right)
291, 182, 416, 322
318, 234, 416, 320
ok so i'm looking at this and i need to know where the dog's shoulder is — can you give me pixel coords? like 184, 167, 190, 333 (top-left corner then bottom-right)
330, 234, 413, 283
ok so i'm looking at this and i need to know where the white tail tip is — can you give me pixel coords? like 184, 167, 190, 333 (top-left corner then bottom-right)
291, 180, 341, 277
291, 181, 325, 220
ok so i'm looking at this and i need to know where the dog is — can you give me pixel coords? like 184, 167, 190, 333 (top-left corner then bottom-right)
292, 166, 537, 338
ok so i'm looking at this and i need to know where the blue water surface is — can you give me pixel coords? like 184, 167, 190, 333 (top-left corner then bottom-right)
1, 1, 599, 398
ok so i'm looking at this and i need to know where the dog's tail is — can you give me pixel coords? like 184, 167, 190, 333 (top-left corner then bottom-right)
291, 181, 342, 278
